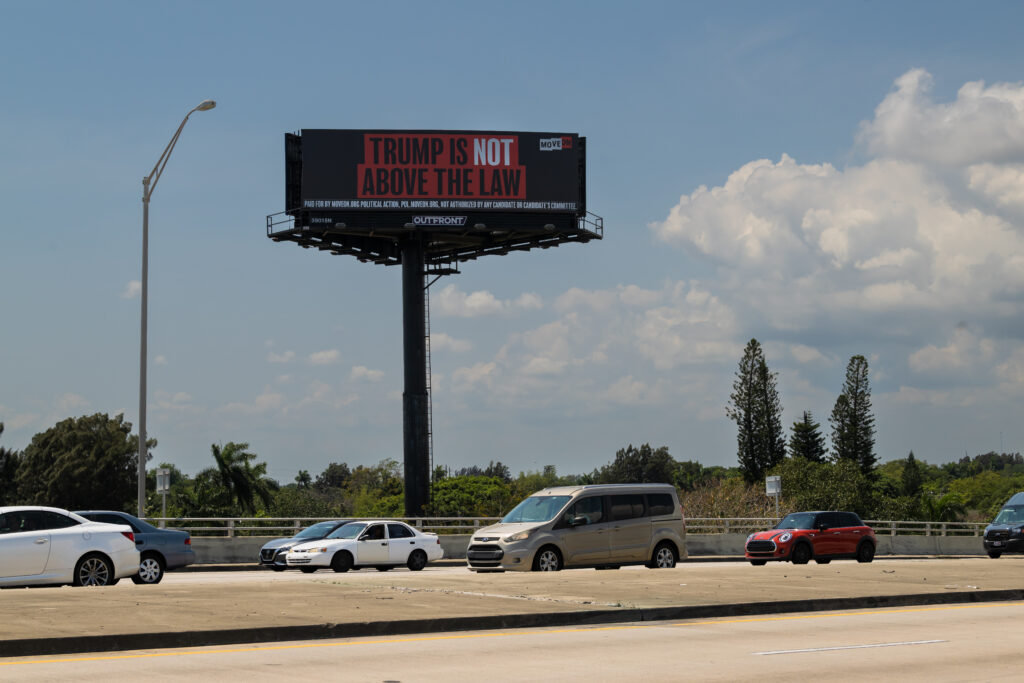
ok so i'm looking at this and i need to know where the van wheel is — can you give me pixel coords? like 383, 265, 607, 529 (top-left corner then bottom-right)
647, 542, 677, 568
988, 551, 1002, 559
532, 546, 562, 571
856, 542, 875, 563
790, 543, 812, 565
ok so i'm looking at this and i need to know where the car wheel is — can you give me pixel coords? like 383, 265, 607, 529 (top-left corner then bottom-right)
532, 546, 562, 572
331, 551, 353, 573
73, 553, 115, 586
132, 554, 165, 584
300, 567, 318, 573
856, 541, 875, 563
648, 542, 677, 569
790, 543, 812, 565
988, 551, 1002, 559
750, 560, 768, 566
407, 550, 428, 571
814, 558, 832, 565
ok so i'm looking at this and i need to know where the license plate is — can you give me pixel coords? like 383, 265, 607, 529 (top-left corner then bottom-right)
993, 541, 1004, 547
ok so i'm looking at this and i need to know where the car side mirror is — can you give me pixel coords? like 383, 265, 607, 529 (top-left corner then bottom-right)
572, 515, 588, 527
818, 524, 829, 532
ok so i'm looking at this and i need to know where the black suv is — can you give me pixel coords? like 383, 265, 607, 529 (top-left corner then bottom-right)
984, 492, 1024, 558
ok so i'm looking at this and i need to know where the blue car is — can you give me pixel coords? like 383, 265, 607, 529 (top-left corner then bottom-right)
75, 510, 195, 584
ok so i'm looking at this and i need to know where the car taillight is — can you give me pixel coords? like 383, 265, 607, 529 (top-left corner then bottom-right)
184, 537, 191, 545
121, 531, 135, 543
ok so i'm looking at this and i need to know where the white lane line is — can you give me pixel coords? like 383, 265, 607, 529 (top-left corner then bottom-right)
754, 639, 946, 655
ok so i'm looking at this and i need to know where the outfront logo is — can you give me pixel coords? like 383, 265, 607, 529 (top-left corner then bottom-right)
412, 215, 467, 226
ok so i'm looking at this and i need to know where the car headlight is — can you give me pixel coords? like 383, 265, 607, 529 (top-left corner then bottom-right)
305, 547, 328, 554
504, 529, 534, 543
778, 532, 792, 543
746, 533, 755, 542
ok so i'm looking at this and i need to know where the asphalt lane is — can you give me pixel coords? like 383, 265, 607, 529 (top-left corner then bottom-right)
3, 600, 1022, 681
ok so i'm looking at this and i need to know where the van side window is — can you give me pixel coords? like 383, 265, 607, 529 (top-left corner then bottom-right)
609, 494, 645, 521
647, 493, 674, 516
567, 496, 604, 525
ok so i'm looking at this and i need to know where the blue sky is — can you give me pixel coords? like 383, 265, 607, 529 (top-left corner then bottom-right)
2, 2, 1024, 483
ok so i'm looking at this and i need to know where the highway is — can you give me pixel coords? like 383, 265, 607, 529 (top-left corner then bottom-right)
3, 600, 1021, 681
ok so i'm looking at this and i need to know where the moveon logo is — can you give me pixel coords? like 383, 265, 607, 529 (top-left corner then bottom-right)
539, 136, 573, 151
412, 215, 467, 226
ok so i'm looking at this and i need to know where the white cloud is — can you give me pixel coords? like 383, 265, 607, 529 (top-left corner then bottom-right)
431, 333, 472, 353
350, 365, 384, 382
121, 281, 141, 299
56, 393, 88, 414
968, 163, 1024, 210
155, 355, 167, 366
858, 69, 1024, 166
222, 387, 286, 415
909, 326, 996, 374
267, 350, 295, 363
435, 285, 544, 317
790, 344, 829, 364
309, 349, 340, 365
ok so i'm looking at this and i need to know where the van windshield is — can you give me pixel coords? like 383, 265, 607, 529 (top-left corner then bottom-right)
501, 496, 571, 524
993, 505, 1024, 524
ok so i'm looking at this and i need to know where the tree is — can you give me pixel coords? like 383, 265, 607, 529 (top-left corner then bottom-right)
315, 462, 351, 491
901, 451, 923, 496
594, 444, 676, 484
788, 411, 827, 462
829, 355, 877, 475
15, 413, 138, 510
726, 339, 786, 483
0, 423, 23, 506
295, 470, 312, 489
210, 442, 277, 514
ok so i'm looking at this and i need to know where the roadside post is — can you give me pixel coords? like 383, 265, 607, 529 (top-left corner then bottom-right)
156, 468, 171, 525
766, 475, 781, 518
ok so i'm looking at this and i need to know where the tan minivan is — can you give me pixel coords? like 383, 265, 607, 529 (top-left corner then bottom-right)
466, 483, 686, 571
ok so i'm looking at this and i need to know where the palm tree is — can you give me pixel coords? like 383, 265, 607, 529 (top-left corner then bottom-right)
918, 492, 966, 523
210, 442, 276, 514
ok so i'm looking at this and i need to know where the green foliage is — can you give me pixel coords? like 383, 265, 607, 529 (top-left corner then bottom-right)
901, 452, 923, 496
210, 442, 278, 515
770, 457, 873, 517
593, 443, 676, 484
315, 462, 351, 491
829, 355, 877, 474
726, 339, 786, 483
678, 477, 777, 518
788, 411, 827, 463
0, 423, 22, 506
14, 413, 140, 511
428, 476, 514, 516
295, 470, 312, 489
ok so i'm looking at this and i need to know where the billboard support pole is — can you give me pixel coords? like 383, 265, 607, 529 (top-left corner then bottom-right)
401, 236, 430, 516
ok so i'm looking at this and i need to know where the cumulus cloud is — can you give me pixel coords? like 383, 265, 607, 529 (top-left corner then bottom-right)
858, 69, 1024, 165
222, 387, 285, 415
309, 349, 340, 365
267, 350, 295, 363
435, 284, 544, 317
431, 332, 472, 352
121, 281, 141, 299
350, 365, 384, 382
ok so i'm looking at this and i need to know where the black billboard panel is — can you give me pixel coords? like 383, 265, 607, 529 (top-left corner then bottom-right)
290, 130, 584, 216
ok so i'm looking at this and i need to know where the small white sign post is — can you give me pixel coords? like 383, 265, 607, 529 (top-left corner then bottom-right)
765, 475, 781, 518
156, 468, 171, 524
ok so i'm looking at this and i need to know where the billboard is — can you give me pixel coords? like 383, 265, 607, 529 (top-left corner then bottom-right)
287, 130, 585, 226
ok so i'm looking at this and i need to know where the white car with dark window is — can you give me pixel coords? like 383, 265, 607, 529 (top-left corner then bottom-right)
285, 520, 443, 572
0, 506, 141, 587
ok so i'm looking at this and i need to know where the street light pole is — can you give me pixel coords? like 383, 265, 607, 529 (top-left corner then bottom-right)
138, 99, 216, 517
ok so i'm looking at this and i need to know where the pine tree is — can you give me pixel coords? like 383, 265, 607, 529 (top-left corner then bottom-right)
726, 339, 786, 483
789, 411, 827, 462
901, 451, 922, 496
829, 355, 877, 475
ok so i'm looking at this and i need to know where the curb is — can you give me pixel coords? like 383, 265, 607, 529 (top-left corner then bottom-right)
5, 588, 1024, 658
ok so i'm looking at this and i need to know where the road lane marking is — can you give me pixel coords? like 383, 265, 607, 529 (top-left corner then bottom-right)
753, 639, 946, 655
2, 601, 1020, 668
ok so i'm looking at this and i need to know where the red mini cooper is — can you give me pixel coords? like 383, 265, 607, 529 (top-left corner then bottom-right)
745, 511, 876, 565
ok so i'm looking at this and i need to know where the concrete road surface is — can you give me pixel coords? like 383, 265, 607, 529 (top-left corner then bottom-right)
2, 600, 1022, 681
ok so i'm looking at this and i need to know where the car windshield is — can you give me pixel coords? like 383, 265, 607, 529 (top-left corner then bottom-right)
501, 495, 571, 524
295, 521, 340, 539
775, 513, 818, 530
993, 505, 1024, 524
327, 522, 366, 539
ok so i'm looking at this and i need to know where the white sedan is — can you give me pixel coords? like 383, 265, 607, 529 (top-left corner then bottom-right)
0, 506, 141, 587
286, 520, 443, 572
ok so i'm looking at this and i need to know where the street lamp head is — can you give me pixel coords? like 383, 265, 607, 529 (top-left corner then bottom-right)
196, 99, 217, 111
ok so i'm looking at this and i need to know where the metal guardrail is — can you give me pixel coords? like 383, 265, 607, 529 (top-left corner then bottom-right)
148, 516, 989, 538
